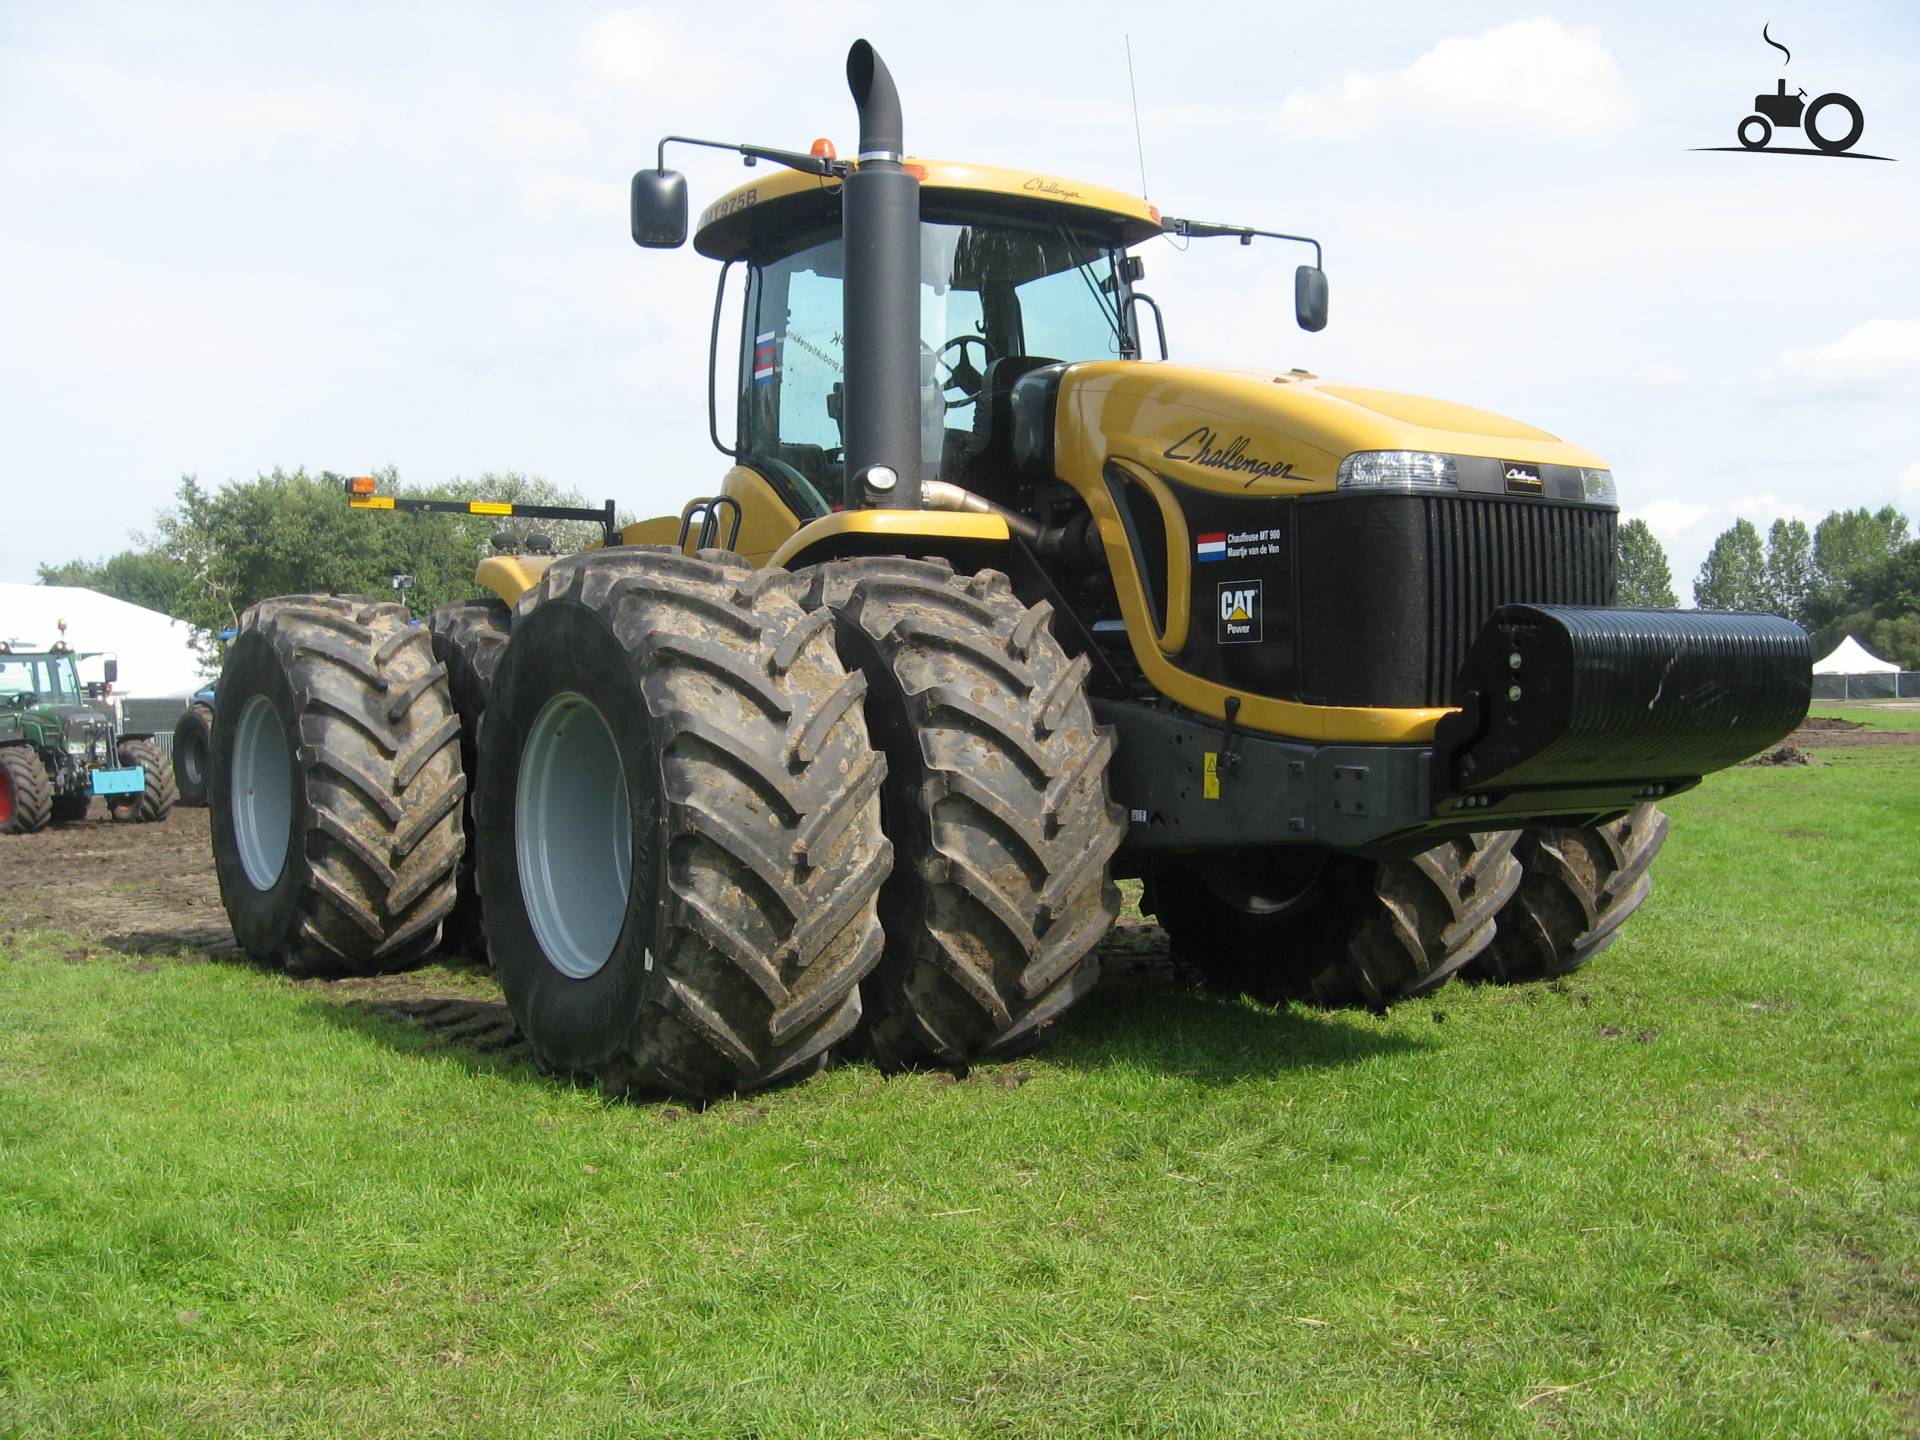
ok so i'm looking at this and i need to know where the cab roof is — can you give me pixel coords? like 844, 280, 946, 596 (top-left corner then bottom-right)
693, 157, 1164, 260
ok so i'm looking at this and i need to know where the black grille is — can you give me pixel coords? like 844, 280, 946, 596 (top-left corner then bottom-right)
1422, 498, 1615, 705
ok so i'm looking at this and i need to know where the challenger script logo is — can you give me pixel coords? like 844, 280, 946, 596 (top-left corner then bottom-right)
1503, 462, 1543, 494
1164, 427, 1295, 485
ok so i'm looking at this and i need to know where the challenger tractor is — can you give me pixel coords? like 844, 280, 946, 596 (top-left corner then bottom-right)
0, 635, 177, 833
204, 42, 1810, 1098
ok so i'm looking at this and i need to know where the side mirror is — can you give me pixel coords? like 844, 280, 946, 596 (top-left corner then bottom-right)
1295, 265, 1328, 333
631, 169, 689, 248
103, 657, 118, 684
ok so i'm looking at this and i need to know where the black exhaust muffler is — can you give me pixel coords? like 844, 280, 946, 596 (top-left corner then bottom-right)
1435, 605, 1812, 795
841, 40, 922, 511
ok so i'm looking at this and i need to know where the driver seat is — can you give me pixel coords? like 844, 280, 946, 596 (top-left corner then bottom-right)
951, 355, 1058, 500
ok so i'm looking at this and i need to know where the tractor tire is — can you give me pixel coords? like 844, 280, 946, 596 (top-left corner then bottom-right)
108, 738, 177, 823
1300, 833, 1521, 1008
428, 599, 510, 961
209, 595, 465, 977
800, 557, 1124, 1070
1145, 848, 1331, 999
1152, 833, 1521, 1009
1469, 805, 1670, 984
0, 745, 53, 835
173, 701, 214, 806
475, 549, 890, 1101
51, 791, 92, 824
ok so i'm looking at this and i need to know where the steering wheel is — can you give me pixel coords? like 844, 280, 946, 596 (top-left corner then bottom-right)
932, 334, 990, 410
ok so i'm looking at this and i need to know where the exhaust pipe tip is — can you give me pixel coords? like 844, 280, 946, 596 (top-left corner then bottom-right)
846, 39, 904, 159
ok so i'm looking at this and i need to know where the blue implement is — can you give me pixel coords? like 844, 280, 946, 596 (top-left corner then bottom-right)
90, 766, 145, 796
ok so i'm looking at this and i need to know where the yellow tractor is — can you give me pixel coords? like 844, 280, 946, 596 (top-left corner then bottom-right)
206, 42, 1810, 1099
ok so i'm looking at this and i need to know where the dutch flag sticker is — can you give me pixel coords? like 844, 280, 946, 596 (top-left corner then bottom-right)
1195, 532, 1227, 562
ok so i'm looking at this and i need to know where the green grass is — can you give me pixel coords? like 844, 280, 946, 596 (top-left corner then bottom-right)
3, 753, 1917, 1438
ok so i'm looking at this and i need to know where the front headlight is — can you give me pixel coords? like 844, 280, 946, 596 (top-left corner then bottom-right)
1336, 450, 1461, 493
1578, 468, 1618, 505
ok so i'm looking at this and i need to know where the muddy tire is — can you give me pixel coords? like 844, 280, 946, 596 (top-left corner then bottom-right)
108, 738, 177, 823
801, 557, 1123, 1069
0, 745, 53, 834
476, 549, 890, 1100
1300, 833, 1522, 1007
428, 599, 510, 961
1154, 833, 1521, 1008
173, 702, 214, 806
209, 595, 465, 977
51, 791, 92, 824
1146, 848, 1330, 999
1469, 805, 1669, 984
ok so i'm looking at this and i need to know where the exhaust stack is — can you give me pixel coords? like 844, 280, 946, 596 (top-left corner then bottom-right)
841, 40, 922, 510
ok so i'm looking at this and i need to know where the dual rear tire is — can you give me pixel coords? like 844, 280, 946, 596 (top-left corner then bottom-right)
209, 596, 465, 977
1153, 806, 1668, 1007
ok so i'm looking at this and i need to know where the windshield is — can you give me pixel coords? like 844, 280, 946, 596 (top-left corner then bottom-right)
0, 654, 80, 705
740, 216, 1128, 510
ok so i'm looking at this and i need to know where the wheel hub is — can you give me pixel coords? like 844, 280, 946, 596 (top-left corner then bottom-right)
231, 695, 293, 889
514, 692, 632, 980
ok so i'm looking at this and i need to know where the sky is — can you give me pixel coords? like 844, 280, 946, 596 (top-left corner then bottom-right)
2, 0, 1917, 595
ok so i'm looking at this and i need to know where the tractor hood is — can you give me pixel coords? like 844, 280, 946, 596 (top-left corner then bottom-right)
1050, 361, 1609, 498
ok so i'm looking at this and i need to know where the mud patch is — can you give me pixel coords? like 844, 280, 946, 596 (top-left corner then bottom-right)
0, 806, 237, 958
1745, 745, 1818, 767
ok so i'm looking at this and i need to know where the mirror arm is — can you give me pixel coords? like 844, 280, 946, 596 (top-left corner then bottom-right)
657, 134, 850, 179
1161, 217, 1323, 269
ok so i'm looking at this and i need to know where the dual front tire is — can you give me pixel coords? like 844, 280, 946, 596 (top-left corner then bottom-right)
474, 550, 892, 1098
475, 551, 1124, 1096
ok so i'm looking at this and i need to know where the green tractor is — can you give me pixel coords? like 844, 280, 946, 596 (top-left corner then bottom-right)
0, 638, 177, 833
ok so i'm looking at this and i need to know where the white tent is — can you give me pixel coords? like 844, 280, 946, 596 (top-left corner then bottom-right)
1812, 635, 1900, 675
0, 582, 214, 699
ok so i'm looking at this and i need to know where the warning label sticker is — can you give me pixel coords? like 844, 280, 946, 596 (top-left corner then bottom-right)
1217, 581, 1262, 644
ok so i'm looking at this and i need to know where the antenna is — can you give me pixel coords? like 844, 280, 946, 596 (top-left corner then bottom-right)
1125, 35, 1149, 198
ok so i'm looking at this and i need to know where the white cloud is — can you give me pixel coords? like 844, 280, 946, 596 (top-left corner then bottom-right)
582, 10, 675, 89
1628, 499, 1712, 540
1780, 317, 1920, 382
518, 170, 626, 223
1637, 361, 1691, 386
1276, 19, 1636, 140
494, 103, 587, 154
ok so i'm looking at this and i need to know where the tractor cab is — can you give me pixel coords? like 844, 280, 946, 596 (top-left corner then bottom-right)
692, 160, 1163, 517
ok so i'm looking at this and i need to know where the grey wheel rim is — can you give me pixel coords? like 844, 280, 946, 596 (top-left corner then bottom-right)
514, 692, 632, 980
232, 694, 292, 890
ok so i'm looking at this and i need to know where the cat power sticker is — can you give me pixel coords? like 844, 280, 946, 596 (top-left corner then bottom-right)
1217, 581, 1262, 644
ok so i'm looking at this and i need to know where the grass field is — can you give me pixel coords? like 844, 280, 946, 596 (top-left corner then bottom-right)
2, 747, 1916, 1438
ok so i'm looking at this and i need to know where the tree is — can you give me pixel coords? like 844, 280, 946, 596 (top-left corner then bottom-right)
1867, 614, 1920, 670
36, 468, 626, 664
1761, 517, 1814, 623
37, 549, 192, 617
1694, 519, 1768, 611
1617, 519, 1677, 608
1809, 506, 1911, 625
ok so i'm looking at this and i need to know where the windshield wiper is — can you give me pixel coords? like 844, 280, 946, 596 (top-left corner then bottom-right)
1050, 220, 1125, 350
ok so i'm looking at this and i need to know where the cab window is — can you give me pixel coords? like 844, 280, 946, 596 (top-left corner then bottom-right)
739, 215, 1127, 507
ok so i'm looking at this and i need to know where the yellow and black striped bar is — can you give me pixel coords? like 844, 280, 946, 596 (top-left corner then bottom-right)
343, 479, 619, 548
